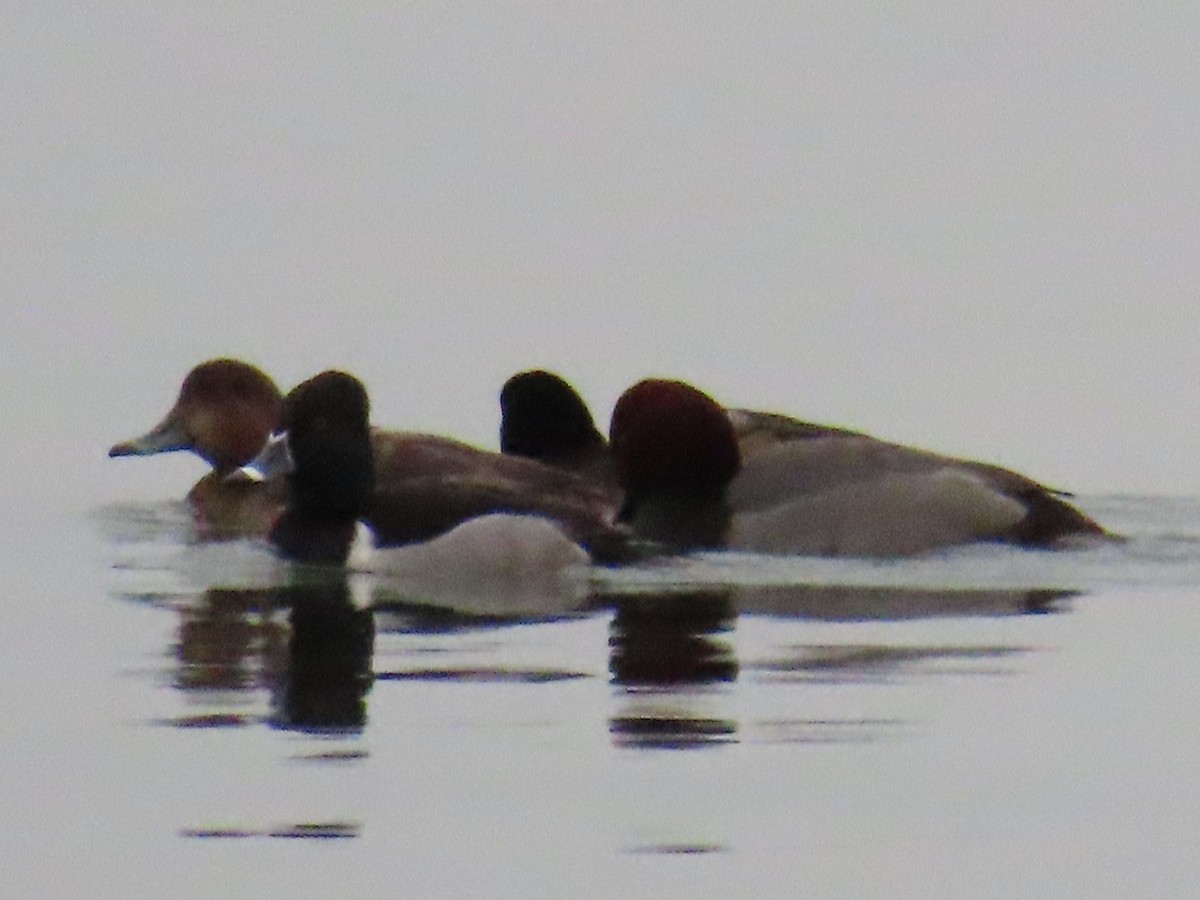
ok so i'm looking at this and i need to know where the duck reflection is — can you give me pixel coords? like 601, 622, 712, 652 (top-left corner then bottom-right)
728, 583, 1072, 621
175, 588, 283, 694
273, 581, 374, 732
171, 578, 374, 733
602, 588, 739, 750
592, 580, 1076, 749
606, 589, 737, 686
738, 583, 1075, 745
159, 553, 1076, 747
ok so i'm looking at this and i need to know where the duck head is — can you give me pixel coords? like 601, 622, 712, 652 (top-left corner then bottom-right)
109, 359, 283, 475
609, 379, 741, 550
239, 371, 375, 563
500, 370, 606, 461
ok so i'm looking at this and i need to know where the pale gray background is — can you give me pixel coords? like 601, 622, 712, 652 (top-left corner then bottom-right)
5, 4, 1198, 505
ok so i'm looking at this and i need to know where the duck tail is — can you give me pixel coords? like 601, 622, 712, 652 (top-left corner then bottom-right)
1010, 490, 1109, 547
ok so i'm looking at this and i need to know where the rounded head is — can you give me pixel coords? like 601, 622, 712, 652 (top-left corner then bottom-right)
280, 371, 375, 518
109, 359, 283, 473
609, 379, 740, 496
282, 370, 371, 438
499, 370, 605, 460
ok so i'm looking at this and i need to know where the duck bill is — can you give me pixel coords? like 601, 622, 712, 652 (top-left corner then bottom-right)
231, 432, 295, 483
108, 414, 191, 458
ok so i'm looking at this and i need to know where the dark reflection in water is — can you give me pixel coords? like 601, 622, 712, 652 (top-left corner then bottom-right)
103, 507, 1092, 854
624, 842, 728, 855
753, 642, 1027, 684
372, 600, 580, 634
372, 598, 593, 683
166, 579, 374, 734
741, 584, 1073, 746
181, 821, 360, 840
175, 588, 284, 695
592, 582, 1076, 750
274, 582, 374, 733
127, 547, 1077, 751
753, 717, 911, 744
607, 714, 737, 749
729, 583, 1073, 620
602, 588, 739, 750
606, 589, 737, 686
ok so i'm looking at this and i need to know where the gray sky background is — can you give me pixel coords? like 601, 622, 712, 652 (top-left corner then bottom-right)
4, 5, 1199, 504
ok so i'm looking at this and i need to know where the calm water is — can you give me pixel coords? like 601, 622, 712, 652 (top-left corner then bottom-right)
5, 493, 1199, 898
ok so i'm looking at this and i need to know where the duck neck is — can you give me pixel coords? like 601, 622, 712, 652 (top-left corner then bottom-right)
620, 486, 731, 552
276, 437, 375, 565
270, 508, 359, 565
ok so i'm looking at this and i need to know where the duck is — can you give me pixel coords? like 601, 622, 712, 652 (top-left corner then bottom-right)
235, 370, 615, 573
110, 359, 621, 542
108, 359, 288, 536
608, 378, 1109, 557
498, 369, 863, 484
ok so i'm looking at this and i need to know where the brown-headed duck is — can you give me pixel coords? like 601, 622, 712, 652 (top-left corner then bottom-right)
608, 378, 1109, 557
236, 371, 620, 568
108, 359, 287, 536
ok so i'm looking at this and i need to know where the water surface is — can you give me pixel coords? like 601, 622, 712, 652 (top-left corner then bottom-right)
5, 494, 1199, 898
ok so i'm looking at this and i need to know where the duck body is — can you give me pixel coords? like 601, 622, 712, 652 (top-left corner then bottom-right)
364, 466, 615, 550
360, 513, 590, 615
724, 407, 867, 456
343, 512, 591, 618
609, 379, 1108, 558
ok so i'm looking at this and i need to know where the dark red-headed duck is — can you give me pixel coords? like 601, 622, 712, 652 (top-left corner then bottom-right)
608, 378, 1110, 557
237, 371, 620, 568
